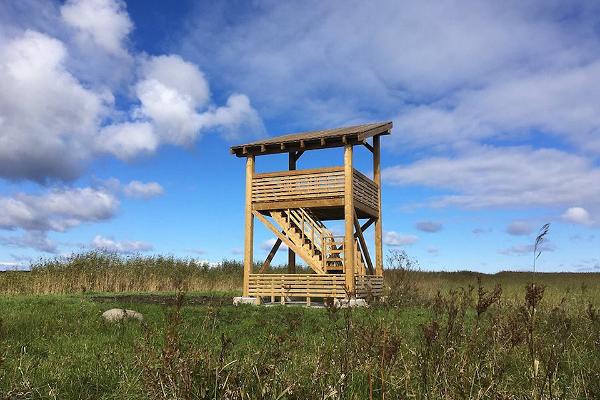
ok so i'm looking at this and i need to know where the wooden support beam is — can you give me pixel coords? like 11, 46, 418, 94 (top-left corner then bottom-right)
259, 238, 282, 273
359, 218, 375, 235
352, 217, 376, 240
294, 150, 305, 162
353, 213, 374, 274
344, 144, 355, 295
287, 151, 297, 273
243, 155, 255, 296
362, 141, 374, 153
373, 135, 383, 276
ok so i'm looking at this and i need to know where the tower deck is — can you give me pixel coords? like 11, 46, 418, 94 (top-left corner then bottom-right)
252, 166, 378, 220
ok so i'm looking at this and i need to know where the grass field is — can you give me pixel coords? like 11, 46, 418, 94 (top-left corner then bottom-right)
1, 252, 599, 399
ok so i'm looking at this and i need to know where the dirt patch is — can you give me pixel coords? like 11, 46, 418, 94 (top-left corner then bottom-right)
89, 294, 231, 307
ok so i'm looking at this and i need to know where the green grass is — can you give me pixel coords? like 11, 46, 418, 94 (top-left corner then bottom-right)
1, 284, 599, 399
1, 252, 600, 398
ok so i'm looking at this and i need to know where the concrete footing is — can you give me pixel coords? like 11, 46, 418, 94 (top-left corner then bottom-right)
233, 296, 260, 306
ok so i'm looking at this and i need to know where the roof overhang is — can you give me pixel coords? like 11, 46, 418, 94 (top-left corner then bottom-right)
230, 121, 392, 157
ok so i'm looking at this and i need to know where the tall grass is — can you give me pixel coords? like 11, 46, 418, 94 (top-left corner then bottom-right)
0, 251, 243, 294
1, 251, 600, 307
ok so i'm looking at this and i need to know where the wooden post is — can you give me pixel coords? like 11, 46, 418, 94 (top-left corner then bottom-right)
243, 155, 255, 296
373, 135, 383, 276
288, 151, 296, 273
344, 145, 355, 295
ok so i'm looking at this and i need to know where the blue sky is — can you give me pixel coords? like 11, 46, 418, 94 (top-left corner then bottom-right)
1, 0, 599, 272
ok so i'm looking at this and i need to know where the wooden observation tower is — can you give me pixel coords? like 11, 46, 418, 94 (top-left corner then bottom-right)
231, 122, 391, 304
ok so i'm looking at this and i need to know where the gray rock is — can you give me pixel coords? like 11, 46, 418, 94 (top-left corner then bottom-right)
334, 298, 368, 308
101, 308, 144, 322
233, 296, 260, 306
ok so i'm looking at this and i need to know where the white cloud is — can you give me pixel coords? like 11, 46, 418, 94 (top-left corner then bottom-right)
392, 61, 600, 155
60, 0, 132, 56
95, 122, 158, 160
0, 187, 118, 232
91, 235, 152, 253
499, 242, 556, 256
506, 221, 532, 236
178, 1, 600, 126
0, 7, 263, 183
0, 30, 108, 182
260, 238, 288, 252
139, 54, 210, 107
383, 231, 418, 246
123, 181, 164, 199
135, 55, 264, 145
0, 231, 57, 253
562, 207, 593, 226
415, 221, 442, 233
383, 146, 600, 209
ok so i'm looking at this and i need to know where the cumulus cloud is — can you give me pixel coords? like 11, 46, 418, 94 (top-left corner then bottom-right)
506, 221, 532, 236
91, 235, 152, 253
135, 55, 264, 145
122, 180, 164, 199
416, 221, 442, 233
260, 238, 288, 252
95, 122, 159, 160
60, 0, 132, 56
0, 187, 118, 232
0, 1, 263, 183
0, 231, 57, 253
562, 207, 593, 226
383, 146, 600, 209
383, 231, 418, 246
0, 30, 108, 182
0, 179, 159, 252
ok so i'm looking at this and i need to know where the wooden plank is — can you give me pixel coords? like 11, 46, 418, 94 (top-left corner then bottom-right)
243, 156, 255, 296
254, 166, 344, 178
373, 135, 383, 277
344, 145, 355, 295
253, 198, 344, 211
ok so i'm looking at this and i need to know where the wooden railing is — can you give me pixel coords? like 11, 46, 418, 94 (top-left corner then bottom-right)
248, 274, 384, 302
252, 167, 379, 212
253, 167, 344, 203
248, 274, 346, 300
353, 169, 379, 211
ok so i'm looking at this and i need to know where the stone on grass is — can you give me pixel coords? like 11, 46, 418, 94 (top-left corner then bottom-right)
334, 298, 368, 308
233, 296, 260, 306
102, 308, 144, 322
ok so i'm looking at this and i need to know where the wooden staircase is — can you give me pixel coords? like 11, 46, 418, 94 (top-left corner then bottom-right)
264, 208, 368, 275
